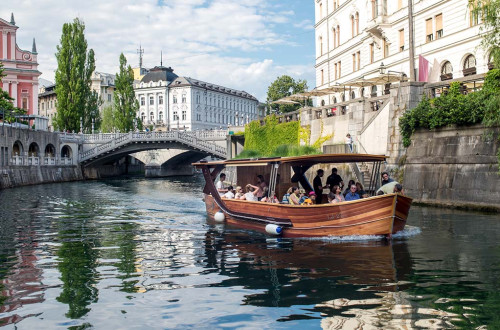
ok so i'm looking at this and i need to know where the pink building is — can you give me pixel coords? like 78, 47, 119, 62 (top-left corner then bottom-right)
0, 13, 41, 115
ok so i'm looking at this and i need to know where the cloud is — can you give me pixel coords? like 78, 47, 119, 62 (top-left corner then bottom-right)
0, 0, 314, 101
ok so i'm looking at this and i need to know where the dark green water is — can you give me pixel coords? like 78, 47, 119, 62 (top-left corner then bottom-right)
1, 176, 500, 329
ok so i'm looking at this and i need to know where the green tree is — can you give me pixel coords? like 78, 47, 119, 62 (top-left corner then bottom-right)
113, 53, 139, 132
470, 0, 500, 68
266, 75, 309, 114
53, 18, 98, 132
100, 104, 114, 133
0, 63, 26, 122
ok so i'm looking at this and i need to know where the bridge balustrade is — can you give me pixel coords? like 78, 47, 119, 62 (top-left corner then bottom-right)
28, 156, 40, 166
44, 157, 56, 165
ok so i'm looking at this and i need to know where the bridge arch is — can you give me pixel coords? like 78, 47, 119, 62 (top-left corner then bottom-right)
12, 140, 24, 156
45, 144, 56, 157
61, 145, 73, 158
28, 142, 40, 157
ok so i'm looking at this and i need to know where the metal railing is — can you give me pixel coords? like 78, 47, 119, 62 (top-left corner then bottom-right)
79, 131, 227, 162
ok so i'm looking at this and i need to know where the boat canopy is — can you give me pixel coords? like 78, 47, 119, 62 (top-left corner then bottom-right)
192, 153, 387, 168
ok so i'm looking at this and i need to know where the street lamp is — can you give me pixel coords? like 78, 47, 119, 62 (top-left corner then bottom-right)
379, 62, 406, 77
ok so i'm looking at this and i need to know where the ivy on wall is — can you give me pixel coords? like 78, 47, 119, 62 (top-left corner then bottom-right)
243, 115, 300, 156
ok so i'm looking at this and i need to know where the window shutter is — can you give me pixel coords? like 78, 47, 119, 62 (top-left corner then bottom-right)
435, 14, 442, 31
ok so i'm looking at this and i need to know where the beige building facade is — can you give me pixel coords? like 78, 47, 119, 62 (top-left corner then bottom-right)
314, 0, 491, 105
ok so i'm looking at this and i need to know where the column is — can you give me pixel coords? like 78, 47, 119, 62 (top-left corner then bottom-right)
10, 32, 16, 60
2, 32, 7, 59
11, 82, 18, 108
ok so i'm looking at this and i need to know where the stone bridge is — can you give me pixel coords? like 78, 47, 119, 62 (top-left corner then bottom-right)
77, 130, 228, 177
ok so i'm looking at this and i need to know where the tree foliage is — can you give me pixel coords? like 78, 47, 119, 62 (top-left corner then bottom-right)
113, 53, 139, 132
0, 63, 26, 122
54, 18, 100, 132
100, 105, 114, 133
266, 75, 309, 114
399, 69, 500, 148
470, 0, 500, 67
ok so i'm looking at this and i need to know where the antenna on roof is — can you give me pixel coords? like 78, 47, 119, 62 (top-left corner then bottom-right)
137, 44, 144, 70
160, 50, 163, 67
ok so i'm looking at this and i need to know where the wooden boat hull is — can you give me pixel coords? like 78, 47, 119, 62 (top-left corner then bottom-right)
204, 193, 412, 238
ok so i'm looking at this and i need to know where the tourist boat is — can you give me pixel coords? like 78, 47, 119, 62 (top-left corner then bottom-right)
193, 154, 412, 238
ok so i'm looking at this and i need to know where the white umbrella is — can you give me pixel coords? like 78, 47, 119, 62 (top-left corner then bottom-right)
271, 99, 300, 105
365, 73, 404, 85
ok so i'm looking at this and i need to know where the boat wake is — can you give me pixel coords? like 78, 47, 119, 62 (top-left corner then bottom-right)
299, 225, 422, 242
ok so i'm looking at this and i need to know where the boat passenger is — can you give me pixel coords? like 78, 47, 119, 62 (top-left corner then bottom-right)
298, 191, 308, 205
327, 191, 335, 203
356, 182, 368, 198
216, 173, 227, 195
330, 185, 345, 203
343, 180, 356, 197
281, 187, 293, 204
376, 181, 400, 195
381, 172, 394, 186
326, 167, 344, 191
345, 184, 361, 201
288, 187, 300, 205
313, 169, 325, 204
234, 186, 244, 199
243, 184, 260, 202
256, 175, 268, 201
262, 189, 279, 203
393, 183, 404, 194
223, 186, 235, 199
302, 192, 316, 205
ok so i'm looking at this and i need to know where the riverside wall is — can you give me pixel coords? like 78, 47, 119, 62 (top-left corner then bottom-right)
403, 125, 500, 211
0, 126, 83, 189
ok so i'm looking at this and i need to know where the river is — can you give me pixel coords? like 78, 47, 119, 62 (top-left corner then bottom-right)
1, 176, 500, 329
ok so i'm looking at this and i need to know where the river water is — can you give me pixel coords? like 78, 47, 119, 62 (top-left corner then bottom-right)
1, 176, 500, 329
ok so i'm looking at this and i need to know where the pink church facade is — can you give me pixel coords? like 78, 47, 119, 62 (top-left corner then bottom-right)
0, 14, 41, 116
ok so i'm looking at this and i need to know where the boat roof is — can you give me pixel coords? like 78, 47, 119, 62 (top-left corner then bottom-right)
193, 153, 387, 167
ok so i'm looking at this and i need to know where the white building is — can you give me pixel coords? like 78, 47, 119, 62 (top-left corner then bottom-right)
134, 66, 259, 130
91, 71, 116, 111
314, 0, 492, 105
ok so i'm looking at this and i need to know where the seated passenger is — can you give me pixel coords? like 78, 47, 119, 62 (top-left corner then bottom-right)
262, 190, 279, 203
298, 191, 308, 205
223, 186, 235, 199
330, 185, 345, 203
343, 180, 356, 197
288, 187, 300, 205
327, 191, 336, 203
234, 186, 244, 199
344, 184, 360, 201
281, 187, 293, 204
216, 173, 227, 196
242, 184, 260, 202
393, 183, 404, 194
301, 192, 316, 205
356, 182, 369, 198
256, 175, 268, 201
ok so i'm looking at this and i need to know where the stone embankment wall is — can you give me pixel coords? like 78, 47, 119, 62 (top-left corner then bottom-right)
403, 125, 500, 211
0, 126, 83, 189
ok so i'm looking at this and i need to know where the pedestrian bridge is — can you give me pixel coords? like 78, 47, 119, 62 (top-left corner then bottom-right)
79, 130, 227, 166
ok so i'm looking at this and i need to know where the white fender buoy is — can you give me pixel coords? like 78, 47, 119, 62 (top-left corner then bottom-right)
265, 224, 283, 235
214, 211, 225, 222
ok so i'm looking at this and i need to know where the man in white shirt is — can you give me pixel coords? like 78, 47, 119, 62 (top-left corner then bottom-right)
223, 186, 235, 199
216, 173, 227, 195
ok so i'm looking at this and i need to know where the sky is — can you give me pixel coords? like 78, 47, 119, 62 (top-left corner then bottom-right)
0, 0, 316, 102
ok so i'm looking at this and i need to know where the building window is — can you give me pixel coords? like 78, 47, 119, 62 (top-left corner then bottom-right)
182, 94, 187, 103
173, 111, 178, 121
371, 85, 378, 97
159, 95, 163, 105
355, 12, 359, 35
463, 54, 477, 76
441, 61, 453, 81
173, 95, 178, 104
369, 43, 374, 63
149, 112, 154, 122
336, 25, 340, 46
108, 94, 111, 102
333, 0, 338, 10
159, 111, 163, 121
352, 53, 356, 71
321, 69, 324, 85
383, 38, 389, 58
435, 14, 443, 39
149, 96, 154, 105
332, 28, 337, 48
351, 16, 355, 38
334, 63, 338, 80
469, 4, 480, 26
357, 51, 361, 70
371, 0, 378, 19
351, 91, 356, 100
319, 36, 323, 55
141, 112, 145, 122
22, 98, 28, 110
319, 2, 323, 19
398, 0, 403, 10
141, 96, 145, 106
426, 18, 433, 42
399, 29, 405, 51
182, 111, 186, 121
338, 61, 341, 78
